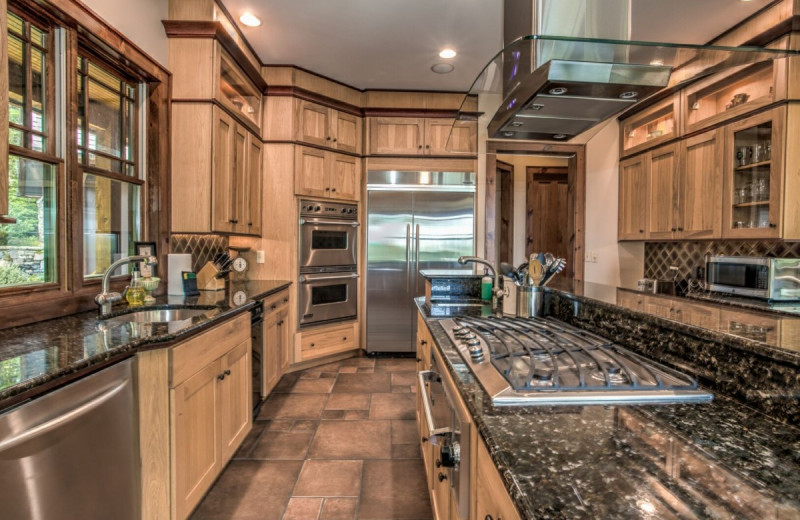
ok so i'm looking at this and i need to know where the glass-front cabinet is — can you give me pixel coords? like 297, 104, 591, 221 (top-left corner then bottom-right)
217, 49, 261, 129
722, 107, 783, 239
621, 95, 679, 157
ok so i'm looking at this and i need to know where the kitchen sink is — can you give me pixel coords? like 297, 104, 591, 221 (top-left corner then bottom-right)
103, 308, 211, 324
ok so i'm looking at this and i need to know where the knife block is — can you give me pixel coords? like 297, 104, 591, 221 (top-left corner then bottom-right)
197, 262, 226, 291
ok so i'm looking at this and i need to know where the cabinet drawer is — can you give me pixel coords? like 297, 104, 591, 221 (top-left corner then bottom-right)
262, 289, 290, 314
171, 313, 250, 388
300, 321, 357, 360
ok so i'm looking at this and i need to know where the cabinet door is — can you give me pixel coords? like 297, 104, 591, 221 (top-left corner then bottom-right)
424, 119, 476, 155
681, 129, 722, 239
172, 360, 222, 520
722, 107, 783, 239
328, 152, 360, 201
244, 134, 262, 235
475, 438, 522, 520
332, 110, 361, 154
431, 443, 451, 520
296, 100, 331, 147
212, 108, 236, 233
618, 155, 648, 240
295, 146, 328, 198
263, 308, 284, 395
616, 289, 645, 312
416, 389, 434, 490
219, 339, 252, 462
277, 305, 291, 373
369, 117, 424, 155
647, 144, 680, 240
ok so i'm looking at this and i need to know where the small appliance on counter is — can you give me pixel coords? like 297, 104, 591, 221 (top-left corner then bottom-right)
705, 256, 800, 301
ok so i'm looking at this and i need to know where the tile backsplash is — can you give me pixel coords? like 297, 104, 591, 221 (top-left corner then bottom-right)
170, 234, 228, 272
645, 240, 800, 282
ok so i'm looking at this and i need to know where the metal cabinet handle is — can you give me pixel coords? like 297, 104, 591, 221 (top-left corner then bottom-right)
342, 336, 347, 341
277, 320, 284, 326
310, 343, 315, 347
416, 357, 422, 362
769, 222, 777, 228
325, 187, 331, 191
418, 145, 423, 149
333, 138, 337, 142
422, 436, 428, 443
331, 187, 336, 192
438, 472, 447, 482
417, 370, 452, 437
420, 340, 427, 345
271, 304, 277, 310
283, 298, 289, 303
326, 136, 331, 141
435, 459, 442, 468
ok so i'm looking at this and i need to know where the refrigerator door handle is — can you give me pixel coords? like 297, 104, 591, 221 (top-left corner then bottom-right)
405, 223, 411, 292
414, 224, 421, 292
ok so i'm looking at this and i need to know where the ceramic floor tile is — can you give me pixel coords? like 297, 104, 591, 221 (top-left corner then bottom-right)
259, 393, 327, 420
374, 358, 417, 372
390, 372, 416, 386
190, 460, 302, 520
273, 372, 301, 393
282, 497, 323, 520
250, 431, 314, 460
319, 497, 358, 520
293, 460, 362, 497
369, 393, 416, 420
358, 460, 432, 520
331, 373, 391, 393
308, 420, 391, 459
290, 378, 336, 394
233, 420, 266, 459
325, 393, 370, 411
391, 444, 421, 459
391, 420, 418, 445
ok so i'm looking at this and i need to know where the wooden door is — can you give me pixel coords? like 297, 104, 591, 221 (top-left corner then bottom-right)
618, 155, 648, 240
295, 146, 327, 198
171, 360, 222, 520
219, 339, 252, 462
424, 119, 476, 155
474, 438, 522, 520
332, 110, 361, 154
369, 117, 424, 155
722, 107, 784, 239
296, 100, 330, 147
496, 161, 514, 265
263, 308, 282, 394
328, 152, 360, 201
244, 133, 262, 235
647, 144, 680, 240
212, 108, 236, 233
526, 167, 569, 260
681, 129, 722, 239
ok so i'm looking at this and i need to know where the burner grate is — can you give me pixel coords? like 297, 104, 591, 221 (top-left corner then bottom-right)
453, 316, 700, 393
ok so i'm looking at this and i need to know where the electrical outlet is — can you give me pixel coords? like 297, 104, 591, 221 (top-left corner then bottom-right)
584, 251, 598, 263
256, 250, 265, 264
591, 251, 598, 263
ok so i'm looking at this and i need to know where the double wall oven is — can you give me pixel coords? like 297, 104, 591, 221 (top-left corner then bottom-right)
298, 200, 359, 327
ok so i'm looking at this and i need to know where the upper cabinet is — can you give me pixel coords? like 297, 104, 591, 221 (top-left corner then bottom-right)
295, 100, 362, 154
618, 154, 648, 241
295, 145, 361, 201
217, 50, 262, 131
620, 95, 680, 157
367, 117, 476, 156
645, 144, 681, 241
681, 129, 723, 239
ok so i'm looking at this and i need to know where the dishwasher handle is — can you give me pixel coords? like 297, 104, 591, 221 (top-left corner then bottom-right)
0, 378, 129, 453
417, 370, 452, 438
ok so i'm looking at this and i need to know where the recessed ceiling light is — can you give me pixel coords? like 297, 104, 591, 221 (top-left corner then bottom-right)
431, 63, 455, 74
239, 12, 261, 27
439, 48, 457, 59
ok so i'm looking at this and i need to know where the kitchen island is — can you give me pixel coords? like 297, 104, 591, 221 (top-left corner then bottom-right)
415, 279, 800, 519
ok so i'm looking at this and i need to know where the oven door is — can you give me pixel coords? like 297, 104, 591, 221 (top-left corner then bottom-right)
299, 271, 358, 326
299, 217, 359, 268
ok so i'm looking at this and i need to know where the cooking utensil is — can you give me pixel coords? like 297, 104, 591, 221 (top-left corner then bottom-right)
529, 257, 544, 286
499, 262, 517, 281
540, 258, 566, 286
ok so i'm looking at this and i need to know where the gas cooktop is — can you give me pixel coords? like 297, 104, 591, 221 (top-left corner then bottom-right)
440, 316, 713, 406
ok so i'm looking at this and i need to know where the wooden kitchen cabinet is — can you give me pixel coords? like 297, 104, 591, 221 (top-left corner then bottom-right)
416, 312, 431, 371
138, 313, 252, 520
620, 95, 680, 158
475, 437, 522, 520
431, 442, 452, 520
616, 289, 645, 312
680, 129, 722, 239
295, 99, 362, 154
618, 154, 648, 240
263, 289, 291, 395
646, 143, 680, 240
295, 145, 361, 201
368, 117, 476, 156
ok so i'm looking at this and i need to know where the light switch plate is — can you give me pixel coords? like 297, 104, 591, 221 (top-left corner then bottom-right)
256, 250, 265, 263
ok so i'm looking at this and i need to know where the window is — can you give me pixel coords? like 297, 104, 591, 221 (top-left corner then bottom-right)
76, 55, 143, 277
2, 11, 58, 290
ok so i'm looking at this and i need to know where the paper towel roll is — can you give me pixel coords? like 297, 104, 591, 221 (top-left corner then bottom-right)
168, 254, 192, 295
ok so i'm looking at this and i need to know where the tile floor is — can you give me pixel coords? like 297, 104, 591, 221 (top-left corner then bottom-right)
190, 356, 432, 520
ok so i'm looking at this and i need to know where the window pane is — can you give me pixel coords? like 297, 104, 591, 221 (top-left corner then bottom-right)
0, 156, 58, 289
88, 79, 122, 158
82, 174, 140, 277
8, 35, 25, 119
31, 47, 45, 132
7, 12, 23, 37
30, 25, 45, 48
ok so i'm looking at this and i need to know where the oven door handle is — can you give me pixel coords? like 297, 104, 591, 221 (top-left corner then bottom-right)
417, 370, 452, 438
299, 218, 360, 227
299, 273, 359, 283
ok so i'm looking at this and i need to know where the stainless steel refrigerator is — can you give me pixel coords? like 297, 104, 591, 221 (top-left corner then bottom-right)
366, 171, 475, 353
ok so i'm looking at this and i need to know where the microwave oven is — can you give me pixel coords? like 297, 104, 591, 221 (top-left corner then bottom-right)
705, 256, 800, 300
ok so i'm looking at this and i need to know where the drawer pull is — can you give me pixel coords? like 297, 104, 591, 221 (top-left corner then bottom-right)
310, 343, 315, 347
283, 298, 289, 303
271, 304, 277, 310
217, 369, 230, 381
416, 358, 421, 362
422, 436, 428, 443
437, 472, 447, 482
435, 459, 442, 468
420, 340, 427, 345
342, 336, 347, 341
277, 320, 284, 326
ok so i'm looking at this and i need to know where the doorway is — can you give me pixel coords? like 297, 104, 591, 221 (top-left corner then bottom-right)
485, 141, 586, 290
496, 160, 514, 265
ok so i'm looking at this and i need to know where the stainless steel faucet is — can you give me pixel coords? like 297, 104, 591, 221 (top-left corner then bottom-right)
457, 256, 504, 306
95, 255, 158, 316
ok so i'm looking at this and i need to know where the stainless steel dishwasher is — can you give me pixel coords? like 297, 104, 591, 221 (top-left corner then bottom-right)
0, 358, 139, 520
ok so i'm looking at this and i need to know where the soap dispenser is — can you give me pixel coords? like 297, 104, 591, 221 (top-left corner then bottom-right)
481, 269, 493, 301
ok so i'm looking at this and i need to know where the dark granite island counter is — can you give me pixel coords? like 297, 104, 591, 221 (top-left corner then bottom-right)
416, 280, 800, 519
0, 279, 291, 411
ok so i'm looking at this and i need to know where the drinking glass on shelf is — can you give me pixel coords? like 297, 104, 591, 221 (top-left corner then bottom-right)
751, 144, 764, 163
736, 146, 750, 166
754, 179, 769, 202
764, 140, 772, 161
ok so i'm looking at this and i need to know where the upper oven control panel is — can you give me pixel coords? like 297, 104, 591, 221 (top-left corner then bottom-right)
299, 199, 358, 220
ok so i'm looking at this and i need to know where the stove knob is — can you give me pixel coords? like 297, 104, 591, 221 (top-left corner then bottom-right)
306, 205, 315, 211
440, 441, 460, 467
341, 208, 348, 213
349, 208, 356, 214
314, 206, 321, 212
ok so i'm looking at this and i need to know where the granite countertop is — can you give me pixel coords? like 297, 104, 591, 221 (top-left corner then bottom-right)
416, 297, 800, 520
0, 279, 291, 411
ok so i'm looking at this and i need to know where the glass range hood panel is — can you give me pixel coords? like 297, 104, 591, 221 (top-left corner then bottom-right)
448, 34, 800, 148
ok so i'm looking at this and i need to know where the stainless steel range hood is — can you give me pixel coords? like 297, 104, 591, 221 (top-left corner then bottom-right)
449, 0, 800, 145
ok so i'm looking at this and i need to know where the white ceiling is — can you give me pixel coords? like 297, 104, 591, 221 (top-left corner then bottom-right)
220, 0, 774, 92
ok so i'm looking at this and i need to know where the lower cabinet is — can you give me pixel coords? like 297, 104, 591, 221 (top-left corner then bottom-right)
138, 312, 252, 520
475, 438, 523, 520
297, 320, 358, 362
263, 289, 291, 394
